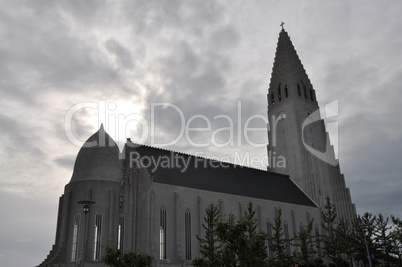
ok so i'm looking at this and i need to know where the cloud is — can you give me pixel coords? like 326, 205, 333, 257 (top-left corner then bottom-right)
0, 113, 45, 157
105, 38, 134, 69
54, 156, 75, 170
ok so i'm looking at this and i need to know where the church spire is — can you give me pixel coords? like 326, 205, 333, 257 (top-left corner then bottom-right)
269, 28, 312, 95
268, 28, 318, 109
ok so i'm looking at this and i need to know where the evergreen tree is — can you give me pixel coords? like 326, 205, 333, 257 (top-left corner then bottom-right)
269, 207, 291, 266
351, 213, 402, 266
390, 215, 402, 266
218, 213, 238, 267
351, 212, 378, 266
374, 214, 393, 265
292, 219, 317, 266
320, 197, 353, 266
240, 203, 269, 266
321, 197, 341, 264
334, 218, 353, 266
101, 246, 153, 267
215, 202, 269, 266
193, 203, 222, 267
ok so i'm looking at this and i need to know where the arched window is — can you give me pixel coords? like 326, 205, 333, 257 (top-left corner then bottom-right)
271, 92, 275, 106
284, 221, 290, 255
297, 84, 301, 96
266, 219, 273, 259
285, 85, 288, 98
93, 212, 102, 260
278, 84, 282, 101
185, 208, 191, 260
160, 206, 167, 260
71, 213, 80, 261
118, 215, 124, 252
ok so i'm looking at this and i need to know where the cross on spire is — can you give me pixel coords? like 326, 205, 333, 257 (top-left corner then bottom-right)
280, 22, 285, 30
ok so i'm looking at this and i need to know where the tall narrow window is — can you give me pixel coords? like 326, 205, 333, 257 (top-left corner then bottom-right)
118, 215, 124, 252
271, 92, 275, 106
297, 84, 301, 96
285, 85, 288, 98
266, 219, 273, 259
160, 206, 167, 260
310, 88, 314, 101
315, 225, 322, 257
284, 221, 290, 255
303, 83, 307, 98
94, 212, 102, 260
278, 84, 282, 101
71, 213, 80, 261
185, 209, 191, 260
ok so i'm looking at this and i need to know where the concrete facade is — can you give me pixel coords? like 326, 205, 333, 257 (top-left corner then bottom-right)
267, 29, 356, 222
38, 29, 355, 267
38, 142, 323, 267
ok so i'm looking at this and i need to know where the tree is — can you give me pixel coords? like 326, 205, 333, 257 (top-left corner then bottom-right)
218, 213, 238, 267
269, 207, 291, 266
215, 202, 269, 266
101, 246, 153, 267
320, 197, 353, 266
390, 215, 402, 266
321, 197, 341, 264
351, 212, 402, 266
374, 214, 393, 265
334, 218, 353, 264
193, 203, 222, 267
292, 219, 317, 266
352, 212, 378, 266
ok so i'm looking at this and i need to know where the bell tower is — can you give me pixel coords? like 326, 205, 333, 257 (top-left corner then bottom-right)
267, 26, 356, 222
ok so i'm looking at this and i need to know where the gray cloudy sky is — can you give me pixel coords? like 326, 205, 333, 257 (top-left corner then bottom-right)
1, 1, 401, 266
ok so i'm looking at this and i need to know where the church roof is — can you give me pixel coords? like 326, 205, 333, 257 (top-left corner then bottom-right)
126, 143, 317, 207
70, 124, 122, 183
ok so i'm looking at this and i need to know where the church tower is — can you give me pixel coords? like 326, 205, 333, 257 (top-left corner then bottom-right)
267, 27, 356, 222
38, 125, 123, 266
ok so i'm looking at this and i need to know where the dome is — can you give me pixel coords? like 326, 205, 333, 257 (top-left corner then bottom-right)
70, 124, 122, 183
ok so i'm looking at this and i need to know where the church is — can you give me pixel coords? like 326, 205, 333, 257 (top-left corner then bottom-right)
38, 28, 356, 267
